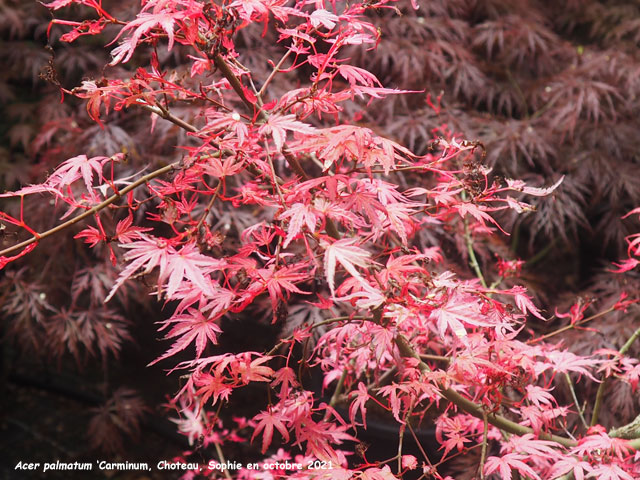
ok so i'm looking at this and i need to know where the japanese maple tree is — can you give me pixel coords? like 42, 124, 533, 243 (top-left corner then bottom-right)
2, 0, 640, 479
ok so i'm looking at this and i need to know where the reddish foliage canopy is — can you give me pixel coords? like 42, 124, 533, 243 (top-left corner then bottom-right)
1, 0, 640, 478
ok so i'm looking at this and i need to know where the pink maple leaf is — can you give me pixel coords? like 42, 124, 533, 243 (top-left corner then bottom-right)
323, 238, 372, 296
236, 355, 274, 384
252, 408, 290, 453
484, 454, 541, 480
547, 456, 594, 480
257, 263, 311, 313
572, 428, 632, 460
506, 176, 564, 196
0, 184, 62, 199
169, 398, 205, 446
506, 286, 546, 320
349, 382, 369, 429
540, 350, 601, 382
525, 385, 556, 409
309, 9, 339, 29
194, 371, 233, 406
74, 225, 105, 248
47, 154, 111, 193
109, 8, 196, 65
454, 202, 506, 233
259, 114, 316, 151
163, 243, 223, 299
279, 203, 318, 248
401, 455, 418, 470
587, 463, 635, 480
610, 258, 639, 273
336, 64, 381, 88
430, 292, 495, 339
105, 236, 223, 302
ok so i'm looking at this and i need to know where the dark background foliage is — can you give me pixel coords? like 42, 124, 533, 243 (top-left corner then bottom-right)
1, 0, 640, 474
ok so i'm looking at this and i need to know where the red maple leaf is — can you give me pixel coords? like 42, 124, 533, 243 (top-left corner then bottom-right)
152, 308, 223, 363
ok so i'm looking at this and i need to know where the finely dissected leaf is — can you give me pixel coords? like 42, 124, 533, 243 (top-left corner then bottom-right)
0, 184, 62, 198
114, 214, 152, 243
236, 355, 274, 384
539, 350, 601, 382
74, 225, 104, 248
336, 64, 381, 88
547, 457, 593, 480
506, 285, 546, 320
309, 9, 339, 30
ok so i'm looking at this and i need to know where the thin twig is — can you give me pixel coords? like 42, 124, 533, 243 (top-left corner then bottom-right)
406, 421, 436, 473
213, 54, 266, 122
259, 50, 293, 98
564, 373, 588, 429
397, 418, 406, 475
419, 353, 451, 363
460, 191, 487, 288
479, 411, 489, 480
0, 163, 178, 258
265, 316, 364, 356
464, 215, 488, 288
324, 369, 347, 422
214, 442, 232, 480
528, 306, 615, 345
264, 142, 286, 207
194, 181, 221, 231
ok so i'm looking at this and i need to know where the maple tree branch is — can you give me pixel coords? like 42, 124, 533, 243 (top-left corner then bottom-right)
213, 54, 267, 121
397, 421, 405, 475
419, 353, 451, 363
139, 102, 198, 133
213, 54, 339, 239
212, 54, 310, 179
394, 334, 576, 448
591, 326, 640, 426
0, 162, 178, 258
610, 413, 640, 439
